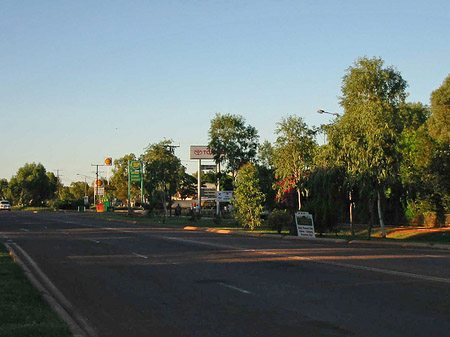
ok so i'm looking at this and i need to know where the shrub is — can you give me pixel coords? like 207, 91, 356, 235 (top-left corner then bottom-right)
268, 209, 291, 234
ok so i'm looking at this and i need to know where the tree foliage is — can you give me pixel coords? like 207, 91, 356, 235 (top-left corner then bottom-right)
208, 113, 259, 176
327, 57, 409, 236
142, 140, 183, 218
231, 163, 265, 231
8, 163, 56, 206
273, 115, 317, 210
428, 74, 450, 143
110, 153, 139, 203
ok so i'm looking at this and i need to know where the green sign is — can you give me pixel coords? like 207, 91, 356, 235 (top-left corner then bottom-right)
129, 160, 142, 182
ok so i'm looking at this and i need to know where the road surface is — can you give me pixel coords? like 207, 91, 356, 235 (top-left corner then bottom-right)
1, 211, 450, 337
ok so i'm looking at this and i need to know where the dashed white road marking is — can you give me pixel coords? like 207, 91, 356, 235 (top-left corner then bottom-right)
132, 253, 148, 259
218, 282, 251, 294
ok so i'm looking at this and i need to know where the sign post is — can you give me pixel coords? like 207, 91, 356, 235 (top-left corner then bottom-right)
295, 212, 316, 238
128, 160, 143, 213
190, 146, 215, 212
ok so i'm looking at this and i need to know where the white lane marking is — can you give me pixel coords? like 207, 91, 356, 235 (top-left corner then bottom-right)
20, 228, 29, 232
132, 253, 148, 259
297, 257, 450, 284
160, 235, 450, 285
218, 282, 251, 294
89, 239, 100, 244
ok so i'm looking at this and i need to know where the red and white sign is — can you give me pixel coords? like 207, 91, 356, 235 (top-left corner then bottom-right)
190, 146, 215, 159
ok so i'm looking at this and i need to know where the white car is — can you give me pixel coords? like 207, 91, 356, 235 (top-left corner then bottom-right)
0, 200, 11, 211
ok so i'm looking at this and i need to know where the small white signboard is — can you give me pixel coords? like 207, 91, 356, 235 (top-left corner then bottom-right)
295, 212, 315, 238
216, 191, 233, 202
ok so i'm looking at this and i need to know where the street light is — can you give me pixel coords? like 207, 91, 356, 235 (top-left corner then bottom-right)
317, 109, 341, 117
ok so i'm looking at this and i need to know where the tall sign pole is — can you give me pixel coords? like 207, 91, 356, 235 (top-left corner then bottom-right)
198, 158, 202, 210
128, 160, 143, 213
190, 146, 215, 213
128, 160, 131, 213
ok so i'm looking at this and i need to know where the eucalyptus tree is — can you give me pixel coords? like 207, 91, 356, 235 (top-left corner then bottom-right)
272, 115, 317, 211
208, 113, 259, 177
328, 56, 408, 237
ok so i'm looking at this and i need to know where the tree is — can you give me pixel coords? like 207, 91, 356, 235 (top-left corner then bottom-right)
110, 154, 139, 203
208, 113, 259, 177
231, 163, 265, 231
0, 179, 8, 200
328, 56, 408, 238
177, 167, 197, 200
272, 115, 317, 211
8, 163, 56, 206
428, 74, 450, 143
142, 140, 183, 221
70, 181, 89, 200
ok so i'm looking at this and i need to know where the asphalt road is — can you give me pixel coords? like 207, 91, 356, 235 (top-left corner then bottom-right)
1, 211, 450, 337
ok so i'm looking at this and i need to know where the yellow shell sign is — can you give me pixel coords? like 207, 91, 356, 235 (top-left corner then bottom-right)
104, 157, 112, 166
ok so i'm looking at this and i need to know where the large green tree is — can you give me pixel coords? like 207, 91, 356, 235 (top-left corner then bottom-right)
272, 115, 317, 211
142, 140, 183, 220
8, 163, 56, 206
328, 56, 408, 237
231, 163, 265, 231
208, 113, 259, 177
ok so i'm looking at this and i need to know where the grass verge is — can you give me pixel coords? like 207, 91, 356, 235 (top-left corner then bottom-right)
0, 244, 72, 337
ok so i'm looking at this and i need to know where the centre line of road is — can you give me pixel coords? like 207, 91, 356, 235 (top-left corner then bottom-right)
218, 282, 252, 294
296, 257, 450, 284
132, 253, 148, 259
159, 235, 450, 284
89, 239, 100, 244
20, 228, 29, 232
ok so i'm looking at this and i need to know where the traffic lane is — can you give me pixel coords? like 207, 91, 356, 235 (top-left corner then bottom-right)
16, 224, 450, 337
3, 213, 450, 336
4, 217, 355, 336
4, 211, 450, 282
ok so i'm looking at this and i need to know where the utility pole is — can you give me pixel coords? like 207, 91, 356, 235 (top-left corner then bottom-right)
53, 169, 63, 198
91, 164, 105, 205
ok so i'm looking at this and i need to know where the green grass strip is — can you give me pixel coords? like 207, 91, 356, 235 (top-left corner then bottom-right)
0, 245, 73, 337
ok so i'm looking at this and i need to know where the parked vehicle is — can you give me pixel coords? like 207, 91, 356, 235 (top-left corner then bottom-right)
0, 200, 11, 211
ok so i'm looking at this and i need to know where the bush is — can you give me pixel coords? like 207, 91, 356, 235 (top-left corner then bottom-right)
267, 209, 291, 234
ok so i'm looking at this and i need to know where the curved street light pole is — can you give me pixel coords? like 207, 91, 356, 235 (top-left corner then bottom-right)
317, 109, 341, 117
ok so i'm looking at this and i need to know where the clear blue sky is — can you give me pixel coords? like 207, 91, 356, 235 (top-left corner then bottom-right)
1, 0, 449, 184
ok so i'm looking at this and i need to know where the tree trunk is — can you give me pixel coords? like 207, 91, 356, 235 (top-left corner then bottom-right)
161, 185, 167, 224
349, 191, 355, 236
377, 189, 386, 238
297, 188, 302, 210
367, 197, 377, 240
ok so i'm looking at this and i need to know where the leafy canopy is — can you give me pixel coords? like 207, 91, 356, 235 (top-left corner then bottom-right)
208, 113, 259, 176
232, 163, 265, 231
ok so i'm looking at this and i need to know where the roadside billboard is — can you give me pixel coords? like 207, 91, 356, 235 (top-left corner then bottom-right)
190, 146, 214, 159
